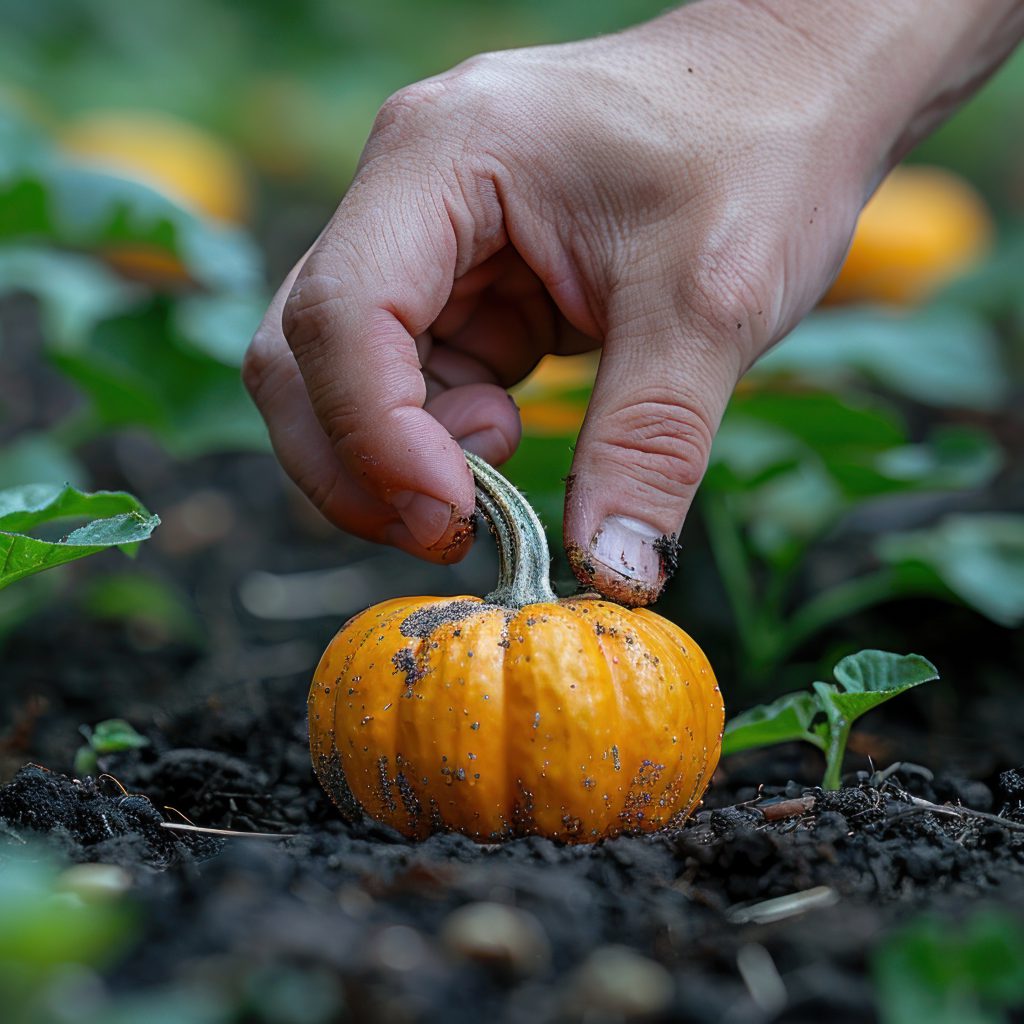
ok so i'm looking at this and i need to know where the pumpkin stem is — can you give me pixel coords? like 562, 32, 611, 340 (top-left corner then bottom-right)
465, 450, 557, 607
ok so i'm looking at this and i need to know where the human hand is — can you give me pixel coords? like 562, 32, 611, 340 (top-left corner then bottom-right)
244, 0, 1023, 604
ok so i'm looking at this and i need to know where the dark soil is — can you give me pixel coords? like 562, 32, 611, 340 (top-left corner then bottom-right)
5, 621, 1024, 1024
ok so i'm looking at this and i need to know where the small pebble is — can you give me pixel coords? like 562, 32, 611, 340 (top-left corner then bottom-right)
568, 945, 674, 1018
441, 901, 550, 975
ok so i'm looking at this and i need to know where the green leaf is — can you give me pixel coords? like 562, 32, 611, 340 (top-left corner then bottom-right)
722, 651, 940, 789
0, 159, 262, 294
873, 910, 1024, 1024
878, 515, 1024, 627
833, 650, 940, 694
872, 427, 1003, 492
49, 302, 268, 457
87, 718, 150, 754
173, 292, 266, 367
707, 417, 803, 488
721, 690, 821, 755
0, 484, 159, 589
729, 390, 906, 453
0, 245, 140, 347
756, 305, 1008, 410
814, 651, 938, 740
0, 856, 134, 977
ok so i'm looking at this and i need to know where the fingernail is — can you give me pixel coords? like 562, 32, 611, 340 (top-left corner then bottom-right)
457, 427, 504, 458
390, 491, 454, 549
584, 515, 670, 606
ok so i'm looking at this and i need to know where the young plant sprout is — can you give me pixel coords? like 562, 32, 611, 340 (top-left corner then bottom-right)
722, 650, 939, 789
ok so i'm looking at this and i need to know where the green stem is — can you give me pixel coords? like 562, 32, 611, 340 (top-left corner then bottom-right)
465, 451, 556, 608
702, 493, 760, 658
821, 720, 852, 791
780, 567, 911, 659
47, 408, 103, 451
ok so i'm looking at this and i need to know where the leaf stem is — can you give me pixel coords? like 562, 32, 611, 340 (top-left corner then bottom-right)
781, 568, 910, 657
702, 493, 759, 654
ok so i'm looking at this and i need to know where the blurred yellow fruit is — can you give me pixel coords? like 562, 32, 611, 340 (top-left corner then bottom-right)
60, 110, 249, 224
826, 165, 993, 305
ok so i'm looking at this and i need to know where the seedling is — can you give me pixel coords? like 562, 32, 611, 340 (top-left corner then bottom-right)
721, 650, 939, 789
74, 719, 151, 778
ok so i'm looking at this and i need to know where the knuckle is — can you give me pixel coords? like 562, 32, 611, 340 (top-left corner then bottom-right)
592, 392, 716, 499
281, 274, 341, 358
242, 329, 290, 407
373, 80, 448, 141
305, 381, 362, 448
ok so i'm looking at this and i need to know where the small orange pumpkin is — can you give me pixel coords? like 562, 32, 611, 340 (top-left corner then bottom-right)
309, 453, 724, 843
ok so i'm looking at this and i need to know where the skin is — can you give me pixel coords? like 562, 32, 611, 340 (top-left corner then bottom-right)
244, 0, 1024, 604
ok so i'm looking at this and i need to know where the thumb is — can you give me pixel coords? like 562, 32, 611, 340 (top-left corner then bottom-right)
564, 289, 741, 606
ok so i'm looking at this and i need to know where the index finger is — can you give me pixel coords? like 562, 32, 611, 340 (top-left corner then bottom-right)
282, 161, 483, 551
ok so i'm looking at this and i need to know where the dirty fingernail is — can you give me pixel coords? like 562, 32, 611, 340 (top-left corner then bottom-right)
576, 515, 673, 606
390, 491, 453, 549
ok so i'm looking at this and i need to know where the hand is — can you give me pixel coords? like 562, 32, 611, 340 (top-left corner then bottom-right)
244, 0, 1023, 604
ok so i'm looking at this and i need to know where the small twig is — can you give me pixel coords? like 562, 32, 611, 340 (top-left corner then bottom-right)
905, 796, 1024, 835
727, 885, 839, 925
758, 796, 816, 822
159, 822, 295, 839
98, 773, 131, 796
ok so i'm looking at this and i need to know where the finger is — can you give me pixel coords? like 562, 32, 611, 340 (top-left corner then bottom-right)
245, 259, 520, 560
564, 285, 742, 606
282, 144, 507, 551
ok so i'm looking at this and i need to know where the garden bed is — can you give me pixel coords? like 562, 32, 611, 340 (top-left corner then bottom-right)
3, 541, 1024, 1023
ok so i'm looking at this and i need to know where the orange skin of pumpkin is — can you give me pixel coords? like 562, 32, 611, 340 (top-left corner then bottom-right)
309, 594, 723, 844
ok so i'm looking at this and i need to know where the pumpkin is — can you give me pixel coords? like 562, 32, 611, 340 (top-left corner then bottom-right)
309, 453, 724, 843
824, 164, 992, 306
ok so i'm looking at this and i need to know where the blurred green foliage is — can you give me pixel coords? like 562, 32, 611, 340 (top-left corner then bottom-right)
0, 854, 136, 1024
0, 0, 1022, 670
873, 909, 1024, 1024
74, 717, 149, 776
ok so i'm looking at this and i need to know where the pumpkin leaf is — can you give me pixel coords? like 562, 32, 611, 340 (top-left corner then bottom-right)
754, 305, 1008, 411
722, 651, 939, 789
0, 245, 140, 347
0, 484, 159, 590
0, 158, 262, 294
49, 302, 268, 458
831, 649, 940, 696
721, 690, 822, 755
878, 515, 1024, 628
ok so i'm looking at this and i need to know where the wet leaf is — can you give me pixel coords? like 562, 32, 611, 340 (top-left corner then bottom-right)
0, 484, 159, 589
721, 690, 821, 755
